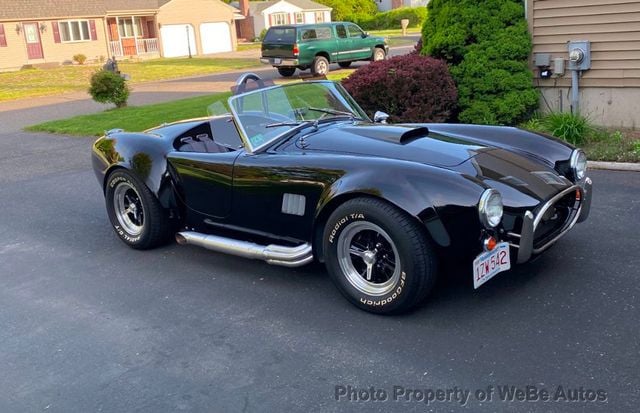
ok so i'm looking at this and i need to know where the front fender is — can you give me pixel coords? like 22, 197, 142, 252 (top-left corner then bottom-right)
314, 159, 486, 250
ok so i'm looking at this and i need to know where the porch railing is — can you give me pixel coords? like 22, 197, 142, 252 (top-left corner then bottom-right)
136, 38, 159, 54
109, 41, 123, 57
109, 38, 159, 57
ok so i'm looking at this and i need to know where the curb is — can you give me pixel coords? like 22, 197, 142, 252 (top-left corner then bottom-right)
588, 161, 640, 172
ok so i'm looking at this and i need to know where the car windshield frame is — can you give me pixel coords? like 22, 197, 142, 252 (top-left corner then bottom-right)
227, 81, 371, 153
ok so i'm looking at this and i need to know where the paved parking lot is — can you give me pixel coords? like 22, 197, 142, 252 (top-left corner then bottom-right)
0, 78, 638, 411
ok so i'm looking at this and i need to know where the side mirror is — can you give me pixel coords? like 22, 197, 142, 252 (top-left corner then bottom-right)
374, 111, 390, 124
362, 32, 369, 38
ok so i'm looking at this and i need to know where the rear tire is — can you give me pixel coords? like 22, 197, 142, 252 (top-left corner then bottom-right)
105, 169, 171, 250
323, 198, 438, 314
338, 61, 352, 69
277, 67, 296, 77
312, 56, 330, 76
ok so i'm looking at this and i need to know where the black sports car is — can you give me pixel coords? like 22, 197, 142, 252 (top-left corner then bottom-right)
92, 73, 592, 314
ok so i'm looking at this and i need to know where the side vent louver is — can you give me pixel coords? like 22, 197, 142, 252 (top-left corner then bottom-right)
282, 194, 306, 216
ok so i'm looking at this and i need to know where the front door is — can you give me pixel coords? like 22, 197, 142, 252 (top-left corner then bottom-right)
23, 23, 44, 60
346, 24, 372, 61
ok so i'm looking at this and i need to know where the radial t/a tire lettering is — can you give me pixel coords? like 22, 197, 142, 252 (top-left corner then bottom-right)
105, 169, 171, 250
323, 198, 438, 314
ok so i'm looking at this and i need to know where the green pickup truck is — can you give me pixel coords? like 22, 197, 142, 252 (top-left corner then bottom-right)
260, 22, 389, 77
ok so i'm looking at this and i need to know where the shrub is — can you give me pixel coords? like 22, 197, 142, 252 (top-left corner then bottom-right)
315, 0, 378, 22
89, 70, 130, 108
421, 0, 538, 125
357, 7, 427, 30
73, 54, 87, 65
543, 112, 592, 145
342, 53, 457, 123
257, 28, 267, 42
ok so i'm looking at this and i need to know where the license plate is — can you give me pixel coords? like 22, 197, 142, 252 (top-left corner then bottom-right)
473, 242, 511, 289
274, 58, 282, 64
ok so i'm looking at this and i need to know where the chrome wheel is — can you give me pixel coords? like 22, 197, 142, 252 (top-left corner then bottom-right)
113, 181, 144, 236
316, 60, 328, 75
336, 221, 401, 296
374, 48, 385, 61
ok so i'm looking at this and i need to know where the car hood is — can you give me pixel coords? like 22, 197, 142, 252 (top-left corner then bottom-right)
303, 122, 573, 206
303, 123, 487, 167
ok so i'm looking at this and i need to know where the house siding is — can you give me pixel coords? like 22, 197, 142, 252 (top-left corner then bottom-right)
528, 0, 640, 127
0, 18, 109, 71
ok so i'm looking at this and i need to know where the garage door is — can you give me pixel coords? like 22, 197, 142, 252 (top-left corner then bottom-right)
200, 22, 232, 55
161, 24, 197, 58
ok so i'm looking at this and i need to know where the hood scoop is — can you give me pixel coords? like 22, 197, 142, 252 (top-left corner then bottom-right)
341, 124, 430, 145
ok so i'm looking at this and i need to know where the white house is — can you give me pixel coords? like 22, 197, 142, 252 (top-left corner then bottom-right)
232, 0, 332, 39
376, 0, 429, 12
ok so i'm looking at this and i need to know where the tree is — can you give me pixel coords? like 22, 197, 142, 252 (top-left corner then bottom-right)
421, 0, 538, 125
314, 0, 378, 21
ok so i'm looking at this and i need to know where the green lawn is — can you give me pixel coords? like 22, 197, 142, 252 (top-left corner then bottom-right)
368, 28, 421, 37
26, 93, 231, 137
0, 57, 259, 102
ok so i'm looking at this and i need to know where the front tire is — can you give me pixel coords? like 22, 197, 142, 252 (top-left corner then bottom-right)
323, 198, 438, 314
277, 67, 296, 77
311, 56, 330, 76
372, 47, 386, 62
105, 170, 170, 250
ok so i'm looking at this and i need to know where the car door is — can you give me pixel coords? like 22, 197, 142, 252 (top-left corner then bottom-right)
334, 24, 351, 62
167, 117, 244, 220
346, 24, 372, 61
229, 152, 331, 243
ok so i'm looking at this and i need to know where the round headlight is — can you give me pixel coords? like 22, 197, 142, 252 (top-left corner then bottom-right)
571, 149, 588, 181
478, 189, 503, 228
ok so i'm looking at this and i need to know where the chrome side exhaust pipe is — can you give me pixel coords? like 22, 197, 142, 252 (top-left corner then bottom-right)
175, 231, 313, 268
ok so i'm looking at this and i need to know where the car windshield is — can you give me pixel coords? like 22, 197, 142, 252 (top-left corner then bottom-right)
228, 81, 370, 152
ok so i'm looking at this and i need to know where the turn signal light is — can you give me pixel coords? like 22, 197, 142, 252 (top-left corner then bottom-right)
484, 236, 498, 251
293, 44, 299, 55
575, 189, 581, 201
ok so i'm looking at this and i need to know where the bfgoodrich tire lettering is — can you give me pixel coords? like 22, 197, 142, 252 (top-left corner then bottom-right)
105, 169, 170, 250
323, 198, 438, 314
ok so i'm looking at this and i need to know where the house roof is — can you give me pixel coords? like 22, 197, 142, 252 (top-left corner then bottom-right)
0, 0, 171, 21
231, 0, 331, 15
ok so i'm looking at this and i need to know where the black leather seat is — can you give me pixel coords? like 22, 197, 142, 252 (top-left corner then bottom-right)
179, 136, 230, 153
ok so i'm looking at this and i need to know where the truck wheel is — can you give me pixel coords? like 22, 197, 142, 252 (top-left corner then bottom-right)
277, 67, 296, 77
105, 169, 171, 250
338, 61, 352, 68
372, 47, 386, 62
323, 198, 438, 314
312, 56, 330, 76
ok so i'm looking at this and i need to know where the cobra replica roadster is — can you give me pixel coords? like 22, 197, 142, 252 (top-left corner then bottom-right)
92, 73, 592, 314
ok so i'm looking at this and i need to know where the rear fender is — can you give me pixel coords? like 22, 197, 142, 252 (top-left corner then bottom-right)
93, 133, 176, 209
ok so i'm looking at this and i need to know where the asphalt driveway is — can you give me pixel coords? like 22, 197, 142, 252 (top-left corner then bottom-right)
0, 120, 638, 412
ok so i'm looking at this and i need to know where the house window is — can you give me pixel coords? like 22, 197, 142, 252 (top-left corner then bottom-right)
315, 11, 325, 23
118, 17, 143, 38
271, 13, 288, 26
0, 24, 7, 47
295, 12, 305, 24
59, 20, 91, 42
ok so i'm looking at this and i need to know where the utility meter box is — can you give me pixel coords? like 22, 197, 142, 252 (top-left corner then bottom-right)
567, 40, 591, 71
